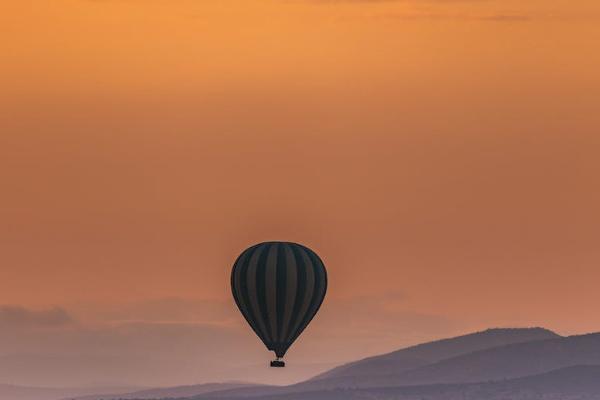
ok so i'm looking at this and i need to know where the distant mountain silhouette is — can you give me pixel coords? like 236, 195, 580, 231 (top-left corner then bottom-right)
197, 327, 560, 397
491, 365, 600, 394
66, 382, 261, 400
313, 327, 559, 381
190, 366, 600, 400
352, 332, 600, 388
48, 328, 600, 400
0, 384, 142, 400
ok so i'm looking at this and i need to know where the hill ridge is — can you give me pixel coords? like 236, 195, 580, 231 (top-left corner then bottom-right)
188, 365, 600, 400
312, 327, 559, 381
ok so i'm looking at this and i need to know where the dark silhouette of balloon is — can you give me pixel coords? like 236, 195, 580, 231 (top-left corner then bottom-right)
231, 242, 328, 367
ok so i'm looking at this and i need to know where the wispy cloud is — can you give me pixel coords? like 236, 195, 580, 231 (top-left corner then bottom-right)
80, 0, 534, 22
371, 12, 533, 21
303, 0, 534, 22
478, 14, 531, 21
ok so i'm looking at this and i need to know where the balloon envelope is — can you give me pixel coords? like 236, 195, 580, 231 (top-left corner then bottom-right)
231, 242, 328, 360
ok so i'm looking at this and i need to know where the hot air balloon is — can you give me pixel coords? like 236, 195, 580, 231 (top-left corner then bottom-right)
231, 242, 327, 368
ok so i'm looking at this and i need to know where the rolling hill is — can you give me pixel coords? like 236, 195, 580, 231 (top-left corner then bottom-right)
313, 327, 559, 381
187, 366, 600, 400
189, 328, 577, 397
59, 328, 600, 400
65, 382, 261, 400
342, 331, 600, 388
0, 384, 143, 400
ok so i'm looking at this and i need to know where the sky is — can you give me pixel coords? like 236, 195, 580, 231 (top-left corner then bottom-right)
1, 0, 600, 388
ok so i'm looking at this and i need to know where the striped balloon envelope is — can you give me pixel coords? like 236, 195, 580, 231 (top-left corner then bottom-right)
230, 242, 328, 367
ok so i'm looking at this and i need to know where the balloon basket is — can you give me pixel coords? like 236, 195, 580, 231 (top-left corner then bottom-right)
270, 360, 285, 368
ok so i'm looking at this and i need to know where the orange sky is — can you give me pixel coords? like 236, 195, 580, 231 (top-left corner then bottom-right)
1, 0, 599, 387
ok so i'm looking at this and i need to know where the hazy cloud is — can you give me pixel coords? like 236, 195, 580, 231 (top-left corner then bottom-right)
0, 305, 74, 328
73, 297, 238, 325
317, 294, 458, 341
0, 298, 463, 387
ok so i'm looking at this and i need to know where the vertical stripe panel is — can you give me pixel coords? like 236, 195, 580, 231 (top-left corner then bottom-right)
304, 249, 328, 328
236, 245, 268, 343
246, 244, 270, 343
286, 246, 315, 343
275, 244, 287, 343
232, 247, 251, 321
286, 245, 307, 344
255, 243, 273, 344
279, 244, 297, 343
265, 243, 279, 343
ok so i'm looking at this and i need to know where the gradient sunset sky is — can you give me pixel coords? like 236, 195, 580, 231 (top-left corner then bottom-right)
1, 0, 599, 388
